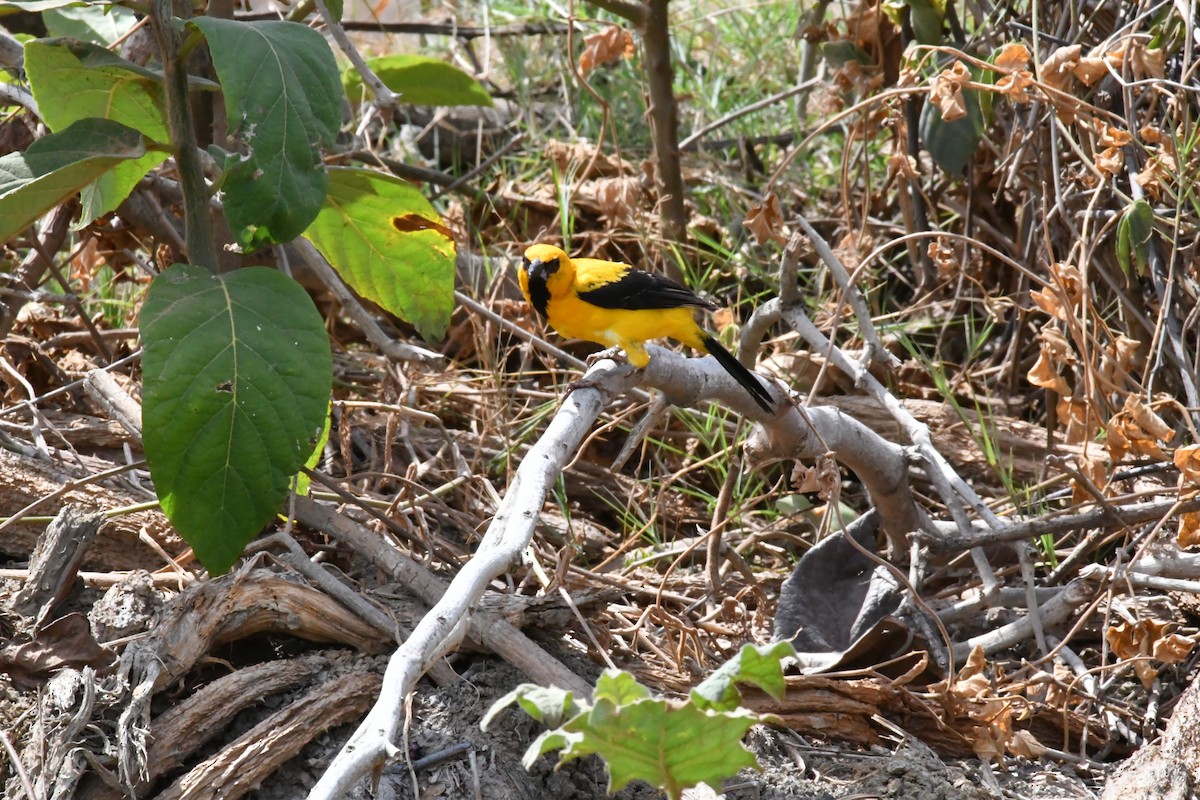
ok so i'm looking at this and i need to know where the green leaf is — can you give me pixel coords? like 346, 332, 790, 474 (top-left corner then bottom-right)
303, 167, 456, 340
343, 54, 492, 107
691, 641, 794, 712
906, 0, 946, 45
563, 682, 761, 799
819, 40, 873, 68
0, 0, 87, 11
593, 669, 652, 705
492, 667, 769, 800
481, 684, 580, 730
24, 39, 171, 223
1116, 198, 1154, 276
188, 18, 342, 249
524, 730, 579, 770
43, 3, 137, 45
0, 117, 145, 241
920, 86, 985, 175
140, 265, 332, 574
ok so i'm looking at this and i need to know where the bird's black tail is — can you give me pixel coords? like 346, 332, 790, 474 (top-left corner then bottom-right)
700, 333, 775, 414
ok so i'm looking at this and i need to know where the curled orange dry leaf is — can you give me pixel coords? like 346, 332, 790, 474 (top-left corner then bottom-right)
579, 25, 635, 75
930, 61, 971, 122
1107, 395, 1174, 462
1176, 445, 1200, 485
1027, 351, 1070, 395
1177, 511, 1200, 549
1040, 44, 1081, 90
1056, 395, 1097, 445
1098, 334, 1140, 391
1099, 124, 1133, 148
1070, 455, 1109, 506
994, 42, 1031, 70
995, 69, 1034, 103
1106, 619, 1196, 689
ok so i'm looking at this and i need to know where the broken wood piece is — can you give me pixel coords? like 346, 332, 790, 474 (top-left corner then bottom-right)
151, 671, 382, 800
80, 655, 330, 800
0, 448, 177, 571
128, 568, 387, 693
12, 504, 106, 626
113, 568, 389, 790
82, 368, 143, 439
742, 673, 1105, 761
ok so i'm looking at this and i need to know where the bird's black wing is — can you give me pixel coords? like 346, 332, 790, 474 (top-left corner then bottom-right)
575, 265, 716, 311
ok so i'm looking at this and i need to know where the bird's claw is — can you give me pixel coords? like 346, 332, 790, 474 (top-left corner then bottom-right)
585, 346, 626, 367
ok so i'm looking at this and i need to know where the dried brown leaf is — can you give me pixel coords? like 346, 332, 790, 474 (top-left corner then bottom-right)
1128, 395, 1174, 441
1040, 45, 1081, 90
1106, 619, 1196, 689
1129, 43, 1165, 80
1098, 334, 1140, 390
1027, 351, 1070, 395
1072, 46, 1109, 85
1099, 124, 1133, 148
1178, 511, 1200, 549
590, 176, 644, 222
744, 192, 788, 245
1107, 396, 1172, 462
1176, 445, 1200, 486
579, 24, 635, 75
1070, 455, 1109, 506
928, 240, 958, 279
0, 613, 115, 690
994, 43, 1031, 70
1056, 396, 1097, 445
1008, 730, 1047, 759
995, 70, 1034, 103
930, 61, 970, 122
1171, 513, 1200, 551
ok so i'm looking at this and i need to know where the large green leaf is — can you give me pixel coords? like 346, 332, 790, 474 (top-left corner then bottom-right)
0, 117, 145, 241
188, 18, 342, 249
140, 265, 332, 574
24, 39, 171, 224
486, 668, 765, 800
43, 4, 137, 45
343, 54, 493, 107
0, 0, 91, 11
302, 167, 455, 340
571, 680, 761, 798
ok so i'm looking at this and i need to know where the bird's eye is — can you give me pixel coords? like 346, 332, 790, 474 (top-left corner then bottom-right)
522, 256, 532, 269
544, 258, 560, 273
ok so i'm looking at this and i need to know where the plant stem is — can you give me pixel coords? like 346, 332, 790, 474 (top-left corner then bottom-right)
149, 0, 218, 271
642, 0, 688, 243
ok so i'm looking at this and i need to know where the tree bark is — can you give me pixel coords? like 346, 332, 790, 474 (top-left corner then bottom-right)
643, 0, 689, 244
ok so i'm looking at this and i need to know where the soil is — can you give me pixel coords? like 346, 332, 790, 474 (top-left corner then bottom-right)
0, 570, 1105, 800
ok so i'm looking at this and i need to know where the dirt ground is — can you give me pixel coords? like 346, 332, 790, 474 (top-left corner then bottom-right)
0, 565, 1102, 800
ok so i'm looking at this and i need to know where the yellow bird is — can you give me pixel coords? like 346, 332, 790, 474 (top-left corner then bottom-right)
518, 243, 775, 413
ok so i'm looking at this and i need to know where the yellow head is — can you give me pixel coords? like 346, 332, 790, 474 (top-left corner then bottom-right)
520, 243, 576, 319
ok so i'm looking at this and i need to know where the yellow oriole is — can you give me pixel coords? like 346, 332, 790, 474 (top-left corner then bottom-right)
519, 244, 775, 413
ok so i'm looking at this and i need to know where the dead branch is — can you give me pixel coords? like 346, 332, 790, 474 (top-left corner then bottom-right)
305, 373, 630, 798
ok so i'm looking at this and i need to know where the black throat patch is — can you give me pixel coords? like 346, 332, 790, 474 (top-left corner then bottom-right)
525, 257, 557, 319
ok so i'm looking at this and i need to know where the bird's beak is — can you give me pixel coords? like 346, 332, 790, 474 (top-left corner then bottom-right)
526, 258, 555, 282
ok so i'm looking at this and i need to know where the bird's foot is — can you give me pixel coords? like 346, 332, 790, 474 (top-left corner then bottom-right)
585, 346, 625, 367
